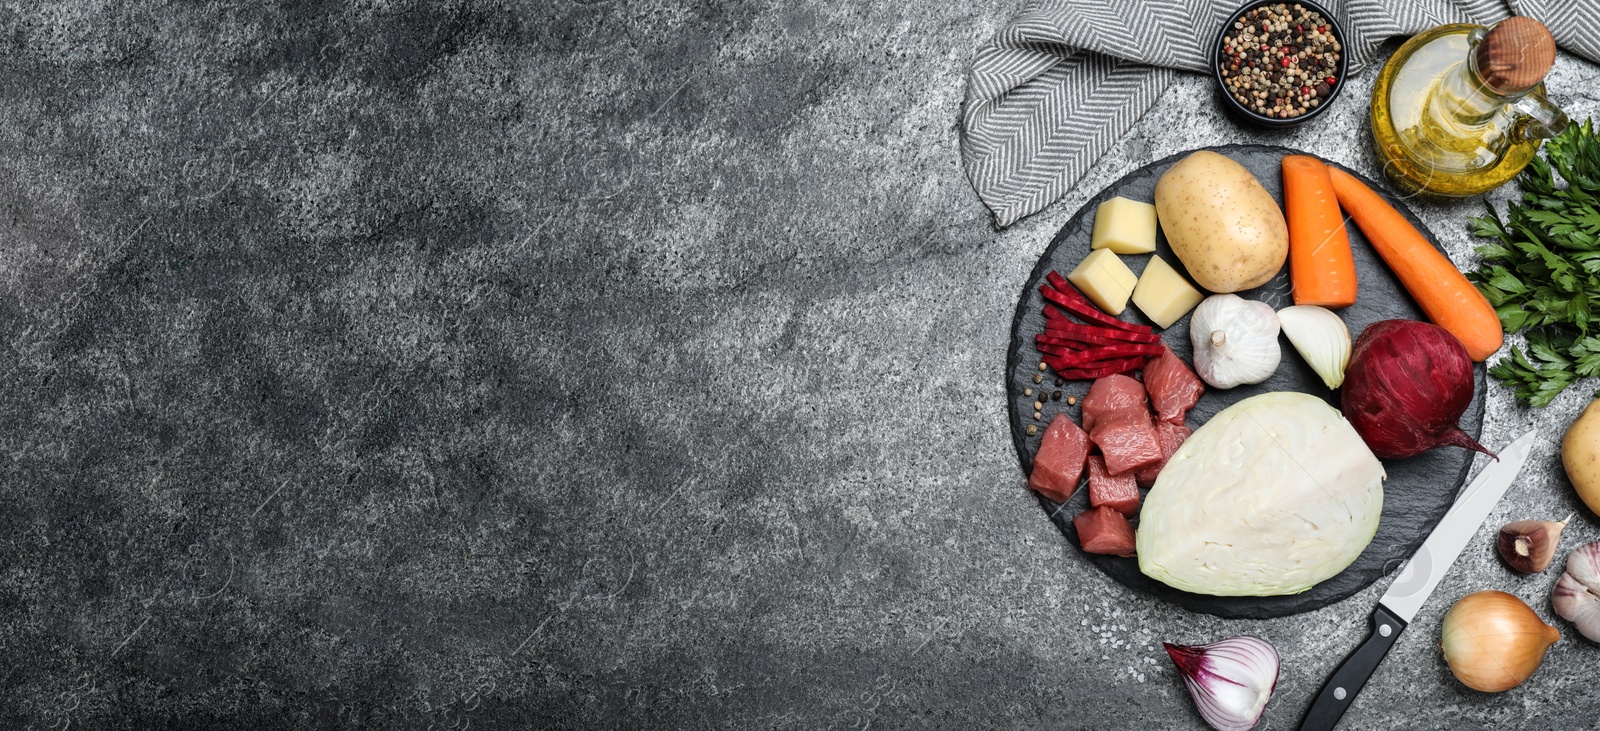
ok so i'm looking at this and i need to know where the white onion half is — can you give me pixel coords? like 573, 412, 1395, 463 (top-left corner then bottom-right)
1277, 305, 1351, 389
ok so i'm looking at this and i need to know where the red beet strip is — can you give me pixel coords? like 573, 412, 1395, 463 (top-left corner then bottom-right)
1043, 319, 1160, 344
1049, 364, 1144, 380
1041, 305, 1072, 325
1047, 355, 1147, 379
1037, 331, 1165, 352
1044, 353, 1139, 372
1041, 311, 1147, 333
1034, 332, 1092, 349
1040, 284, 1136, 333
1037, 332, 1142, 351
1041, 328, 1157, 349
1041, 273, 1153, 334
1035, 343, 1082, 356
1045, 344, 1164, 365
1038, 332, 1110, 349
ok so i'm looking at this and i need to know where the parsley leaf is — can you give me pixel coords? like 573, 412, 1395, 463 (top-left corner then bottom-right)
1468, 118, 1600, 406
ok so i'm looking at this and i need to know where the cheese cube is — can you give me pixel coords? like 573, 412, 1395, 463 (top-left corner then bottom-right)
1067, 249, 1138, 315
1090, 197, 1159, 254
1132, 255, 1204, 329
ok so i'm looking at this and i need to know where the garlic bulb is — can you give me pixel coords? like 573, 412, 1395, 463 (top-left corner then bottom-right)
1552, 542, 1600, 642
1189, 294, 1281, 389
1276, 305, 1351, 389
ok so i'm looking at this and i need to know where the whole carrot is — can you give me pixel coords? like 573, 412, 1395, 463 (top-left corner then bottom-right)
1282, 155, 1357, 308
1326, 167, 1503, 361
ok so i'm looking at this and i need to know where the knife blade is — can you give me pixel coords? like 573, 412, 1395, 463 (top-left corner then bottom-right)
1380, 430, 1538, 622
1297, 430, 1537, 731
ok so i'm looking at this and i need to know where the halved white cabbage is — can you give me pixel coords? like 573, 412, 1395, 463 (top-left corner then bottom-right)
1137, 392, 1385, 596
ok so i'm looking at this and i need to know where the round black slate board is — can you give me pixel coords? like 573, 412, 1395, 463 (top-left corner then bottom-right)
1007, 144, 1487, 619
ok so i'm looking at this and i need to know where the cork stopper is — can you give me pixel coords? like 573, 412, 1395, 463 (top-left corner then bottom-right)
1475, 17, 1557, 94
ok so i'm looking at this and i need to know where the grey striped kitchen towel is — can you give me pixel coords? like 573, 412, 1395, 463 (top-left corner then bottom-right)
963, 0, 1600, 228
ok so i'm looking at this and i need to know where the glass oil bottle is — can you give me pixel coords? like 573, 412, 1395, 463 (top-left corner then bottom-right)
1370, 17, 1567, 197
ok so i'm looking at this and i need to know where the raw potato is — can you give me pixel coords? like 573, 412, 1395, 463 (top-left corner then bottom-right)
1091, 197, 1158, 254
1067, 249, 1137, 315
1561, 397, 1600, 518
1154, 151, 1289, 293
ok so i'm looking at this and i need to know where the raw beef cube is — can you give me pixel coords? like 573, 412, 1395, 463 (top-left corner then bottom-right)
1074, 505, 1137, 557
1087, 456, 1140, 515
1142, 347, 1204, 425
1029, 414, 1089, 503
1090, 407, 1163, 476
1081, 374, 1149, 432
1135, 421, 1194, 488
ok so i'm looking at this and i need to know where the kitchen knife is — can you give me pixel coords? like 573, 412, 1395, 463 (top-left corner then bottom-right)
1297, 430, 1538, 731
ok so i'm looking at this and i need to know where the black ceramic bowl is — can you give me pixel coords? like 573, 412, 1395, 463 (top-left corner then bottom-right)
1212, 0, 1349, 128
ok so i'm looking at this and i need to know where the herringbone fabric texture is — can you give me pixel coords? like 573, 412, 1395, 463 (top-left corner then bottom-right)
962, 0, 1595, 228
1516, 0, 1600, 61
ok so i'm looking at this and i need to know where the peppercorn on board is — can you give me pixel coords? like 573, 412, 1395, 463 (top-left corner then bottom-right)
1006, 144, 1486, 619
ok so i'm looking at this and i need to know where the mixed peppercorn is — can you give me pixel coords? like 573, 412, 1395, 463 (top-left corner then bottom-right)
1025, 371, 1080, 436
1218, 3, 1342, 119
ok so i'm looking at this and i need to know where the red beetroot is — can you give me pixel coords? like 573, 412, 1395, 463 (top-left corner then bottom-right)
1340, 320, 1494, 460
1087, 456, 1140, 515
1135, 421, 1193, 488
1142, 348, 1204, 425
1091, 408, 1164, 476
1074, 505, 1137, 557
1029, 414, 1090, 502
1080, 374, 1149, 432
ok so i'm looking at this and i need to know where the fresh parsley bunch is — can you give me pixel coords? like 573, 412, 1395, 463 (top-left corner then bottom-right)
1470, 118, 1600, 406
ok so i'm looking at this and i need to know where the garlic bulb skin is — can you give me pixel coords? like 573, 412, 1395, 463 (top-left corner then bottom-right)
1552, 542, 1600, 642
1190, 294, 1281, 389
1497, 515, 1570, 573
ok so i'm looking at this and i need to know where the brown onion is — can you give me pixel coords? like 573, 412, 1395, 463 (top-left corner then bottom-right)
1341, 320, 1494, 460
1440, 591, 1560, 692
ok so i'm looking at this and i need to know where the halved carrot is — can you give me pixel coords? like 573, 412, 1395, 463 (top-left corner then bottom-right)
1282, 155, 1357, 308
1326, 167, 1503, 361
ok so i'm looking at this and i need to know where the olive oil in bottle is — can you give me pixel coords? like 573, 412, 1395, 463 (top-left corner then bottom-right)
1371, 18, 1566, 197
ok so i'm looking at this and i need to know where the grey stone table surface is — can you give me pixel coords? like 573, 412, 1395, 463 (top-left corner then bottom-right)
3, 2, 1598, 729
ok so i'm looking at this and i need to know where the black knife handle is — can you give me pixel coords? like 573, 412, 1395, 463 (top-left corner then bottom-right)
1297, 605, 1407, 731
